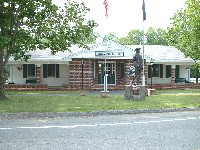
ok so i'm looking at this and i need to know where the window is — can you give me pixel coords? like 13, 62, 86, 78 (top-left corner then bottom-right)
152, 64, 159, 77
28, 64, 36, 77
148, 64, 163, 78
23, 64, 36, 78
48, 64, 55, 77
43, 64, 59, 78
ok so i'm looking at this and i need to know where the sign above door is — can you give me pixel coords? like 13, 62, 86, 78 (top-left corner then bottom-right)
95, 51, 124, 57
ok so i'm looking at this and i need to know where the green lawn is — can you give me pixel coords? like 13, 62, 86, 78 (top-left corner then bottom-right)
0, 89, 199, 114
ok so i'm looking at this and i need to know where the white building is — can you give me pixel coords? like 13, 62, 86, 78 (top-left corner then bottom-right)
7, 40, 196, 90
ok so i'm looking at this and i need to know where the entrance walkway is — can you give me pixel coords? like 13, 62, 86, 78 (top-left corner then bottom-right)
6, 90, 125, 97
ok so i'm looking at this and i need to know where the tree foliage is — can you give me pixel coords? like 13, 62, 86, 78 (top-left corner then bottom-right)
103, 32, 117, 41
81, 31, 100, 44
116, 28, 168, 45
117, 29, 143, 45
146, 27, 168, 45
167, 0, 200, 82
167, 0, 200, 61
0, 0, 97, 99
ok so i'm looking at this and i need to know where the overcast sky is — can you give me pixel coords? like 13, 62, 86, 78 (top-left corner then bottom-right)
53, 0, 186, 37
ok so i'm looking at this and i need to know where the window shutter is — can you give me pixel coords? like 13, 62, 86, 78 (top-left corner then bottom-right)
166, 65, 171, 78
160, 64, 163, 78
56, 64, 59, 78
148, 65, 151, 78
176, 65, 179, 78
43, 64, 47, 78
23, 64, 27, 78
120, 63, 124, 78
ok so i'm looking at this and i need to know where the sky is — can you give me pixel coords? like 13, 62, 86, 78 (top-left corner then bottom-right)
53, 0, 186, 37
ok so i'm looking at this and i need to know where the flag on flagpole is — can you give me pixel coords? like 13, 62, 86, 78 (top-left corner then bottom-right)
142, 0, 146, 21
103, 0, 108, 17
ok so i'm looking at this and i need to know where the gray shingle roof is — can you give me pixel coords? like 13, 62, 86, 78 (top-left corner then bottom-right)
8, 40, 195, 65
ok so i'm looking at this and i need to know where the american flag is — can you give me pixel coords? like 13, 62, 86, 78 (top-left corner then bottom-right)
103, 0, 108, 17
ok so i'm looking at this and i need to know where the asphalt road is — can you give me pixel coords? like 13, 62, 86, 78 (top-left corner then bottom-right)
0, 111, 200, 150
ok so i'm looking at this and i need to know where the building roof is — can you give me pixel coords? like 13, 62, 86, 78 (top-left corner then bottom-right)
8, 46, 80, 64
127, 45, 194, 64
8, 40, 195, 65
65, 40, 194, 65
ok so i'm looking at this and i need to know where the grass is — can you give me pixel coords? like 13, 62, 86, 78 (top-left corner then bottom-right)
0, 89, 200, 114
6, 90, 79, 95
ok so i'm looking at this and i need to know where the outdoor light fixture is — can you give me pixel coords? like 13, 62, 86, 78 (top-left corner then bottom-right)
81, 58, 84, 90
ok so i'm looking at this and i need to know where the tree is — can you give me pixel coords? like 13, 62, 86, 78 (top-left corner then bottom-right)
103, 32, 117, 41
146, 27, 168, 45
116, 28, 168, 45
167, 0, 200, 82
80, 31, 100, 44
0, 0, 97, 99
117, 29, 143, 45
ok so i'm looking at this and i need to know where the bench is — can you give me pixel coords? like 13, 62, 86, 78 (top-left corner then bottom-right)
26, 78, 37, 84
175, 78, 188, 83
175, 78, 194, 84
146, 89, 155, 96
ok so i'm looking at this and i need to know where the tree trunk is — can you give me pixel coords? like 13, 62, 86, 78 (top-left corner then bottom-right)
0, 83, 6, 99
0, 48, 6, 99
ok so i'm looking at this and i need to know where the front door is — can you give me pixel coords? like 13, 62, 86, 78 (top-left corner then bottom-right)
98, 63, 115, 84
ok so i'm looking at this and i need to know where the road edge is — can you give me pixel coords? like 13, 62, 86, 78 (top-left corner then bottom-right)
0, 107, 200, 120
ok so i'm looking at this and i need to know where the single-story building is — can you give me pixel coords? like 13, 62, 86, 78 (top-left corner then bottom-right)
7, 40, 198, 90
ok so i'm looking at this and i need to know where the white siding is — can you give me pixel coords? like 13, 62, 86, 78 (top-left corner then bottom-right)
41, 64, 69, 86
179, 65, 189, 80
10, 64, 70, 86
10, 64, 26, 84
147, 65, 190, 84
147, 77, 171, 84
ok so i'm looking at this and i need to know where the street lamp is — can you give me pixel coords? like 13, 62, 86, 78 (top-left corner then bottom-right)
150, 61, 153, 89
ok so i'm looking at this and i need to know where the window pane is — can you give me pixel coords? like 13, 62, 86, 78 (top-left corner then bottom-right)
99, 64, 102, 74
166, 65, 171, 78
27, 64, 35, 77
152, 64, 159, 77
48, 64, 55, 77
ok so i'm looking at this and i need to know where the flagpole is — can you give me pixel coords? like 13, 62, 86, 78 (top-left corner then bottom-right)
142, 23, 145, 86
103, 0, 108, 93
142, 0, 146, 86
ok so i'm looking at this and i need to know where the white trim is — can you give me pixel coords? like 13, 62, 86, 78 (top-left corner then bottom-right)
8, 60, 69, 65
95, 51, 124, 57
171, 65, 176, 69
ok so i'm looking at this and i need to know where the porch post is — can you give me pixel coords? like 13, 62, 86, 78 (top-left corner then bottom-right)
171, 65, 176, 84
36, 65, 41, 84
